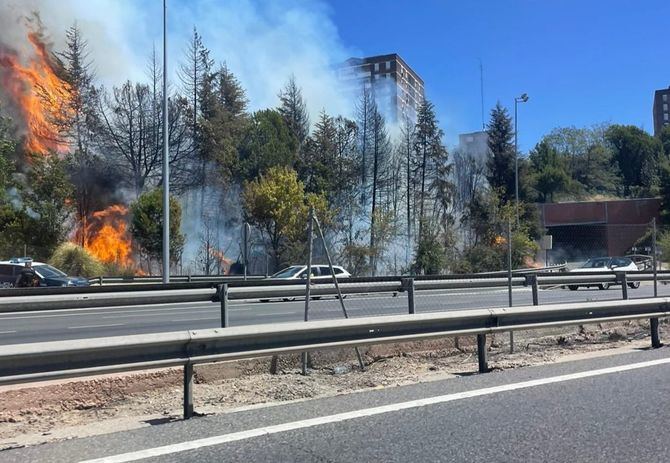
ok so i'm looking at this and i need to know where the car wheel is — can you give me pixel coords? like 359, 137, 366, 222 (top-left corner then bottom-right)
282, 297, 296, 302
311, 296, 321, 301
568, 285, 579, 291
628, 281, 640, 289
599, 282, 610, 290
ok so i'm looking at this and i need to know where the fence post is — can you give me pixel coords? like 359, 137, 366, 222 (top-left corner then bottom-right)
183, 362, 194, 419
187, 272, 192, 283
98, 276, 104, 286
402, 278, 415, 314
651, 318, 662, 348
219, 283, 229, 328
526, 274, 539, 306
302, 207, 314, 376
652, 218, 658, 298
507, 219, 514, 353
313, 213, 365, 371
477, 334, 488, 373
651, 218, 661, 348
617, 272, 628, 300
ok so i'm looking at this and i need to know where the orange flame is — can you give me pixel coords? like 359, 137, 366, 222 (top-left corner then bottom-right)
211, 249, 233, 275
81, 205, 133, 268
0, 31, 72, 154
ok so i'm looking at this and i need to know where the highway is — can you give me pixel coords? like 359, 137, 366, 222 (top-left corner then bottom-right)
2, 344, 669, 462
0, 283, 667, 345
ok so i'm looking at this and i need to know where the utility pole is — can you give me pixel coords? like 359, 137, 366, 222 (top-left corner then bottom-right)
514, 93, 528, 228
162, 0, 170, 283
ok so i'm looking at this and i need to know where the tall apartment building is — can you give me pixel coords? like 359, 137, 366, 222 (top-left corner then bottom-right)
653, 86, 670, 136
339, 53, 425, 124
458, 131, 489, 162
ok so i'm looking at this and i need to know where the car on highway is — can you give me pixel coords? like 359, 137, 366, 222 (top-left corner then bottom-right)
0, 258, 91, 288
567, 257, 639, 291
261, 265, 352, 302
270, 265, 351, 281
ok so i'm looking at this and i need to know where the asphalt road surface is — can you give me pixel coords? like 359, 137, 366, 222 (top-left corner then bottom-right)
0, 283, 668, 345
3, 345, 669, 462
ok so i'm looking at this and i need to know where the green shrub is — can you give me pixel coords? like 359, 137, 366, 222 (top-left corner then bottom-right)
49, 243, 105, 277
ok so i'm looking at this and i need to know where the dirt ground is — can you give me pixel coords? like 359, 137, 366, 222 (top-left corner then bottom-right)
0, 320, 665, 450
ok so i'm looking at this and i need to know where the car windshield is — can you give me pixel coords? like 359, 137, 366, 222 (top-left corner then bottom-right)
33, 264, 67, 278
271, 266, 303, 278
581, 258, 610, 269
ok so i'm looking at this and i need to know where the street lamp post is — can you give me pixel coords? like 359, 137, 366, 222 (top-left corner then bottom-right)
514, 93, 529, 227
162, 0, 170, 283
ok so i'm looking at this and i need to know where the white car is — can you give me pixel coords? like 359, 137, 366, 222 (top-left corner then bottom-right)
270, 265, 351, 281
262, 265, 352, 302
568, 257, 639, 291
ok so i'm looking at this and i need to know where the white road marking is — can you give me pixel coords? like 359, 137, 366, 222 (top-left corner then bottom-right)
102, 310, 216, 320
251, 311, 299, 317
67, 323, 125, 330
81, 356, 670, 463
0, 303, 218, 319
0, 330, 16, 334
170, 317, 220, 322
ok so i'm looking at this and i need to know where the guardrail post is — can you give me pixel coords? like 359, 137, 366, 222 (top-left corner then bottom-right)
184, 362, 194, 419
188, 273, 192, 283
219, 283, 229, 328
477, 334, 488, 373
402, 278, 415, 314
651, 318, 662, 348
99, 276, 104, 286
617, 272, 628, 300
652, 218, 658, 297
526, 275, 539, 306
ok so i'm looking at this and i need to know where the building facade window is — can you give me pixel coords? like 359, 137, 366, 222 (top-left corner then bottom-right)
665, 112, 669, 121
664, 94, 668, 102
374, 63, 379, 72
665, 103, 668, 111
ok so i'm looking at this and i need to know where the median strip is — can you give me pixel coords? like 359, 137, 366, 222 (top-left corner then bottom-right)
81, 356, 670, 463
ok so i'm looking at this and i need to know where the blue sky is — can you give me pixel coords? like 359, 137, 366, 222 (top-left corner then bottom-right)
10, 0, 668, 153
328, 0, 670, 151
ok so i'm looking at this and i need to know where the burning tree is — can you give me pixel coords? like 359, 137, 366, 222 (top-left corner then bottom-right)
130, 189, 184, 274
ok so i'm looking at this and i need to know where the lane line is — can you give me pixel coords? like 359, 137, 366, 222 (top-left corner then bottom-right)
102, 310, 216, 320
251, 311, 300, 317
0, 304, 218, 320
0, 330, 16, 334
81, 356, 670, 463
67, 323, 125, 330
170, 317, 220, 322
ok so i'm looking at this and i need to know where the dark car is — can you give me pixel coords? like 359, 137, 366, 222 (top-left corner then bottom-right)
0, 258, 90, 288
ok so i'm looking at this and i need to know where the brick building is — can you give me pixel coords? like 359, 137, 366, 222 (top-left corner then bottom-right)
653, 86, 670, 136
339, 53, 424, 123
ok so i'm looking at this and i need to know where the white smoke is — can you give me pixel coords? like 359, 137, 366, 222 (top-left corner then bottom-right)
0, 0, 356, 119
0, 0, 361, 273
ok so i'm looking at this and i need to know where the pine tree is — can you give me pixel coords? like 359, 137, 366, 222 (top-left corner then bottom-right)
57, 24, 102, 246
217, 63, 248, 117
413, 99, 449, 241
278, 75, 310, 145
486, 102, 515, 202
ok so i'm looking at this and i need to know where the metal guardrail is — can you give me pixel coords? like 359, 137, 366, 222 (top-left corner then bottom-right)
1, 271, 670, 313
0, 297, 667, 418
86, 263, 568, 286
87, 275, 267, 285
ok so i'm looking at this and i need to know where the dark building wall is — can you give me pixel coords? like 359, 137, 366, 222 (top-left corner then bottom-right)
653, 87, 670, 136
539, 198, 660, 262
